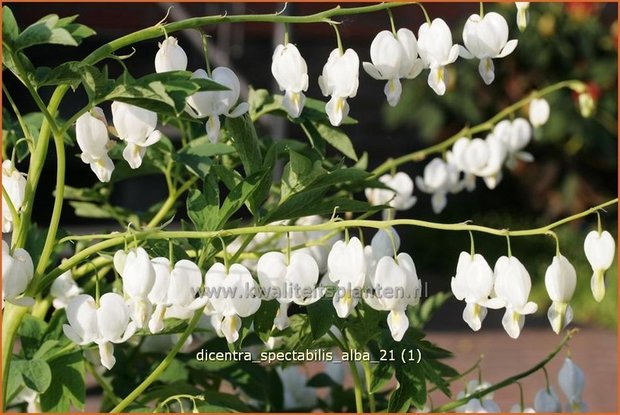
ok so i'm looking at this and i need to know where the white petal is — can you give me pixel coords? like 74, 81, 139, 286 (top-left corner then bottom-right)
478, 58, 495, 85
384, 78, 402, 107
387, 308, 409, 341
98, 342, 116, 370
221, 314, 241, 343
498, 39, 518, 58
122, 143, 147, 169
427, 67, 447, 96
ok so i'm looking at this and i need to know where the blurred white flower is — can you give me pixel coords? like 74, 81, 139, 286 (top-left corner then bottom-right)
277, 366, 317, 409
154, 36, 188, 73
515, 3, 530, 32
583, 229, 615, 302
2, 240, 34, 308
544, 254, 576, 334
75, 107, 115, 182
417, 18, 460, 95
186, 67, 249, 143
50, 270, 82, 309
533, 387, 561, 412
528, 98, 550, 128
493, 118, 534, 168
365, 172, 417, 211
558, 357, 587, 412
111, 102, 162, 169
456, 380, 500, 412
2, 160, 27, 233
370, 227, 401, 259
271, 43, 308, 118
318, 48, 360, 126
447, 135, 507, 190
415, 157, 461, 213
460, 12, 518, 84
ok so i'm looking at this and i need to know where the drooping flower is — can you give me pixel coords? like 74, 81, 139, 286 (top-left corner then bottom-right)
199, 263, 261, 343
2, 160, 27, 233
257, 251, 321, 329
451, 251, 503, 331
63, 293, 136, 370
529, 98, 550, 128
111, 102, 162, 169
186, 67, 249, 143
456, 380, 501, 413
515, 3, 531, 32
154, 36, 188, 73
114, 248, 156, 329
533, 387, 561, 412
277, 366, 318, 410
327, 237, 367, 318
362, 29, 424, 106
50, 270, 82, 309
509, 403, 536, 413
544, 254, 577, 334
493, 118, 534, 169
447, 134, 507, 190
75, 107, 115, 182
583, 229, 616, 302
493, 255, 538, 338
147, 257, 203, 333
2, 240, 34, 308
318, 48, 360, 126
417, 18, 460, 95
365, 172, 417, 211
271, 43, 309, 118
558, 357, 588, 412
365, 253, 421, 341
460, 12, 518, 85
415, 157, 462, 214
370, 227, 401, 259
9, 386, 41, 413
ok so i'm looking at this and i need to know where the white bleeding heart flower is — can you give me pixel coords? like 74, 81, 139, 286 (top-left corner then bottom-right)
50, 270, 82, 309
529, 98, 550, 128
186, 67, 249, 143
365, 253, 421, 341
114, 247, 156, 329
111, 102, 162, 169
154, 36, 188, 73
533, 387, 561, 412
327, 237, 367, 318
10, 385, 41, 413
415, 158, 462, 214
363, 29, 423, 106
558, 357, 587, 412
544, 254, 576, 334
365, 172, 417, 211
318, 48, 360, 126
289, 215, 341, 275
493, 255, 538, 339
515, 3, 530, 32
199, 263, 261, 343
63, 293, 136, 370
583, 230, 615, 302
147, 258, 203, 333
271, 43, 309, 118
75, 107, 115, 182
277, 366, 318, 410
2, 160, 27, 233
447, 135, 507, 190
417, 18, 460, 95
451, 251, 503, 331
493, 118, 534, 169
370, 227, 401, 259
2, 240, 34, 308
509, 404, 536, 413
257, 251, 321, 329
460, 12, 518, 85
455, 380, 500, 413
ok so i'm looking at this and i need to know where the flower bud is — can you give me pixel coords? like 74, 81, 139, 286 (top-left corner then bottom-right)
529, 97, 550, 128
578, 92, 595, 118
515, 2, 530, 32
544, 254, 576, 334
155, 36, 188, 73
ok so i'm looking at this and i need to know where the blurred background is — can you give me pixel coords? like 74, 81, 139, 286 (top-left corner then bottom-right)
4, 2, 618, 411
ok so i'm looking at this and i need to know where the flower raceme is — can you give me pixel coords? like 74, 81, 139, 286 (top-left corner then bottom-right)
2, 240, 34, 308
417, 18, 460, 95
154, 36, 188, 73
186, 67, 249, 143
63, 293, 136, 370
2, 160, 27, 233
75, 108, 115, 182
460, 12, 518, 85
271, 43, 309, 118
544, 254, 577, 334
583, 229, 616, 302
318, 48, 360, 126
363, 29, 423, 106
111, 101, 162, 169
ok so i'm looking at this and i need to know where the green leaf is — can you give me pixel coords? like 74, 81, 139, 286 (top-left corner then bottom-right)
218, 171, 266, 227
307, 297, 336, 340
18, 315, 47, 359
369, 360, 394, 393
267, 194, 377, 223
313, 122, 358, 161
253, 300, 279, 340
307, 373, 340, 388
21, 359, 52, 393
176, 139, 234, 178
186, 174, 219, 231
40, 351, 85, 412
35, 61, 85, 88
81, 65, 112, 102
387, 378, 413, 413
14, 13, 94, 51
280, 150, 325, 203
2, 6, 19, 43
225, 114, 263, 176
409, 291, 452, 328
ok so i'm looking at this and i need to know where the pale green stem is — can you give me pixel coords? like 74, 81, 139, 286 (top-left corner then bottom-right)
432, 329, 576, 412
361, 360, 376, 412
110, 308, 205, 412
2, 185, 21, 236
86, 360, 122, 406
2, 83, 34, 152
328, 331, 363, 413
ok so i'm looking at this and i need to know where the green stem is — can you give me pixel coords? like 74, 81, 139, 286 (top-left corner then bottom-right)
432, 329, 576, 412
327, 331, 363, 413
110, 308, 205, 413
2, 83, 34, 152
372, 80, 585, 176
361, 360, 376, 412
86, 360, 122, 406
1, 304, 29, 410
